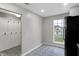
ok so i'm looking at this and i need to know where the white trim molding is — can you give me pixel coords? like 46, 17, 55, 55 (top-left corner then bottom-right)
21, 44, 42, 56
43, 42, 64, 49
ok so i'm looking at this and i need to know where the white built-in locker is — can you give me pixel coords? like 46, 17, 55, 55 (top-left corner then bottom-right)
0, 14, 21, 51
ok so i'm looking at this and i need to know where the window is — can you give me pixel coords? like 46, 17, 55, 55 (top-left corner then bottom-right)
53, 19, 64, 44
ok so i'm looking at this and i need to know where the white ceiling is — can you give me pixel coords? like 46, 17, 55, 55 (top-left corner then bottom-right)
16, 3, 68, 17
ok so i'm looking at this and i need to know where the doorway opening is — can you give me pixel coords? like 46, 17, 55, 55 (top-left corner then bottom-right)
53, 19, 65, 44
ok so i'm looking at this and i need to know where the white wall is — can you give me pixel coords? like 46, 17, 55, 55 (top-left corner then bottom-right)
21, 13, 42, 53
42, 13, 68, 47
69, 6, 79, 16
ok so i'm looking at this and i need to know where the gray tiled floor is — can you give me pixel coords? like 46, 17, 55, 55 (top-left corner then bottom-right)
0, 45, 64, 56
26, 45, 64, 56
0, 46, 21, 56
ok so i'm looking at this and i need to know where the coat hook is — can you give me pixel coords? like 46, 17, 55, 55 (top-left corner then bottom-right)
4, 32, 6, 35
11, 32, 12, 34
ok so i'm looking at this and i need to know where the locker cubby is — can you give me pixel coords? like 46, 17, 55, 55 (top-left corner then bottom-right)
0, 15, 21, 52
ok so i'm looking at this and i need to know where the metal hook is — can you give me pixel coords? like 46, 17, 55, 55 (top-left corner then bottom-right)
11, 32, 12, 34
4, 32, 6, 35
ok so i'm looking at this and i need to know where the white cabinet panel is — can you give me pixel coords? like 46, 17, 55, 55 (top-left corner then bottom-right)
0, 33, 9, 51
0, 35, 6, 51
0, 17, 21, 51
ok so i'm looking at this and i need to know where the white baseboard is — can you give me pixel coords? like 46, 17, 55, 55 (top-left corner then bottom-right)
43, 42, 64, 49
21, 44, 42, 56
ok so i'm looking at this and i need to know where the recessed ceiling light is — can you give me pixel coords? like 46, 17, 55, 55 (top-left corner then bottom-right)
64, 3, 68, 5
41, 9, 44, 13
15, 14, 21, 17
11, 12, 21, 17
